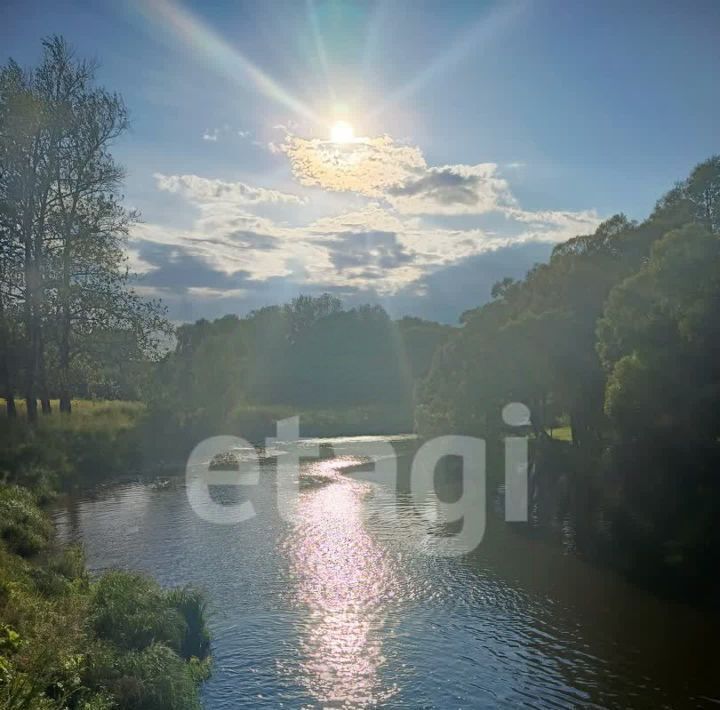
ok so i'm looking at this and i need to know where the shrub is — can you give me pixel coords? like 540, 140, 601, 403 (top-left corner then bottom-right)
0, 485, 52, 557
166, 587, 211, 660
90, 573, 185, 654
89, 643, 202, 710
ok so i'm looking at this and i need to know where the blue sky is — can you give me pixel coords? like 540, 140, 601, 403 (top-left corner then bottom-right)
3, 0, 719, 322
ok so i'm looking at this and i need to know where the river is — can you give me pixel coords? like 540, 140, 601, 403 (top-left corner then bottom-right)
54, 435, 720, 709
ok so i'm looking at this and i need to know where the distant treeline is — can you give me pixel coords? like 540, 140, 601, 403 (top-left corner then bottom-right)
417, 156, 720, 600
147, 294, 451, 448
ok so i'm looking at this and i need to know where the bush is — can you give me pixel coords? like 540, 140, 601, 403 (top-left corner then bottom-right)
90, 573, 186, 654
0, 404, 211, 709
166, 587, 210, 660
90, 572, 211, 660
0, 558, 210, 709
103, 643, 202, 710
0, 485, 52, 557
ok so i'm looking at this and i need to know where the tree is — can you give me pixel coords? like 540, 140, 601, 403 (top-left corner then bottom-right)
283, 293, 342, 344
651, 156, 720, 236
0, 55, 55, 419
0, 168, 23, 416
0, 37, 169, 418
597, 223, 720, 580
418, 214, 633, 445
43, 40, 131, 412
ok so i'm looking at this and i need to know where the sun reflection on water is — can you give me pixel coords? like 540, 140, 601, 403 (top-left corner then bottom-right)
280, 460, 399, 707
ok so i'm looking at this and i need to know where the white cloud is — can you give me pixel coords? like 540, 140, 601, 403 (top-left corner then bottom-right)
282, 134, 426, 196
282, 133, 521, 216
503, 206, 601, 241
202, 126, 252, 142
137, 132, 602, 301
154, 173, 305, 206
309, 205, 412, 235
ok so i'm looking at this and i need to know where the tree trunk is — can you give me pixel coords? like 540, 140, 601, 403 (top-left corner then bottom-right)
38, 329, 51, 415
569, 411, 580, 448
25, 308, 44, 422
0, 347, 16, 419
25, 395, 38, 422
22, 225, 38, 424
5, 395, 17, 418
23, 311, 38, 424
0, 296, 17, 419
59, 303, 71, 413
59, 234, 73, 414
34, 202, 51, 416
1, 347, 17, 418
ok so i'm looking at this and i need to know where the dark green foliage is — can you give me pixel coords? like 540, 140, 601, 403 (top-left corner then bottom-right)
147, 295, 453, 448
0, 400, 144, 489
0, 484, 52, 556
85, 574, 211, 709
597, 223, 720, 590
96, 643, 202, 710
91, 573, 211, 661
167, 587, 211, 661
91, 573, 187, 653
418, 156, 720, 600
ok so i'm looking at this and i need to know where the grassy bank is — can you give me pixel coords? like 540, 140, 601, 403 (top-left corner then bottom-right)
2, 397, 416, 486
0, 401, 211, 709
0, 400, 145, 493
0, 483, 211, 709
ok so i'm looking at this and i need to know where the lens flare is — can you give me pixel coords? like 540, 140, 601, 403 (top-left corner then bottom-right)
132, 0, 321, 125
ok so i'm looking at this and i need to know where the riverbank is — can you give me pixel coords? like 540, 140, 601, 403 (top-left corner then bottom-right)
0, 400, 146, 492
0, 402, 212, 709
0, 398, 415, 487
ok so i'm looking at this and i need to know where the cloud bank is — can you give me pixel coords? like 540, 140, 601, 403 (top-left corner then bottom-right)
133, 132, 601, 321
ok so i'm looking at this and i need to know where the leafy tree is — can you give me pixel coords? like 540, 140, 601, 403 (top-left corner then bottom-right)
417, 157, 720, 595
418, 214, 634, 444
597, 223, 720, 582
148, 296, 451, 440
651, 155, 720, 235
0, 37, 168, 418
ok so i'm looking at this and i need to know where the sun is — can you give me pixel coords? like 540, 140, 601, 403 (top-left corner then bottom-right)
330, 120, 354, 143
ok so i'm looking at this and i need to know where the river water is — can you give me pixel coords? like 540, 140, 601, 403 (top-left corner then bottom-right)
55, 435, 720, 708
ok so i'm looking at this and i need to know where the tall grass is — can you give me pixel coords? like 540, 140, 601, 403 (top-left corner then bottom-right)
0, 400, 146, 490
0, 424, 212, 710
0, 399, 144, 421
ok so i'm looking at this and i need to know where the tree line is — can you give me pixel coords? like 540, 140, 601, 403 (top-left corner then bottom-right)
417, 156, 720, 596
149, 293, 451, 443
0, 37, 167, 421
